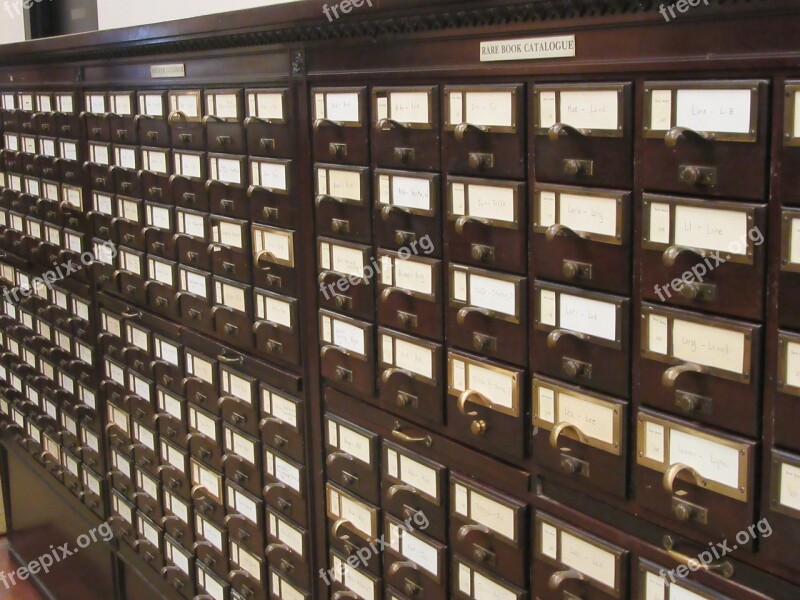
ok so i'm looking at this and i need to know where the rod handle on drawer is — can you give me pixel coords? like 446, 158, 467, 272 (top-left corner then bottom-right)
255, 250, 276, 270
550, 421, 588, 450
454, 122, 488, 141
134, 114, 155, 127
168, 111, 188, 125
458, 390, 490, 417
217, 351, 243, 365
457, 523, 491, 541
321, 344, 351, 359
389, 560, 419, 576
266, 542, 291, 556
548, 569, 587, 590
377, 118, 407, 131
381, 204, 411, 221
381, 367, 413, 384
662, 362, 707, 388
548, 123, 589, 142
264, 482, 287, 495
665, 126, 716, 148
313, 118, 340, 130
326, 451, 352, 466
662, 245, 714, 267
547, 329, 590, 348
244, 116, 274, 127
387, 483, 419, 500
332, 592, 359, 600
202, 115, 224, 126
663, 462, 707, 495
247, 184, 276, 198
315, 193, 343, 206
546, 223, 589, 242
392, 421, 432, 447
331, 517, 353, 540
455, 214, 489, 234
457, 305, 493, 325
662, 534, 734, 578
381, 287, 412, 303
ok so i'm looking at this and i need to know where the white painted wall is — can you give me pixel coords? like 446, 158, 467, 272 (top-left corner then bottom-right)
97, 0, 301, 30
0, 0, 28, 45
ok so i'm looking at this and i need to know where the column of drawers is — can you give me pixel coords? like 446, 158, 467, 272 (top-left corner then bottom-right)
633, 80, 768, 555
0, 258, 104, 518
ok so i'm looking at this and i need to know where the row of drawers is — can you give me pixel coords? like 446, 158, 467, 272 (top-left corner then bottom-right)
7, 80, 800, 205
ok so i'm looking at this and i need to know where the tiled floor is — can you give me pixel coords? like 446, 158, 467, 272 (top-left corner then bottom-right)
0, 539, 43, 600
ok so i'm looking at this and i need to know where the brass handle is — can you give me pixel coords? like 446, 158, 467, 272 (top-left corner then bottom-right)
547, 328, 590, 348
168, 111, 188, 125
332, 592, 359, 600
662, 362, 707, 388
665, 126, 716, 148
457, 523, 490, 541
458, 390, 490, 417
662, 534, 734, 578
455, 214, 490, 234
545, 223, 589, 242
391, 421, 432, 447
377, 118, 407, 131
389, 560, 419, 576
315, 193, 343, 206
381, 286, 412, 303
255, 250, 276, 269
549, 421, 588, 450
331, 517, 352, 540
381, 204, 412, 221
321, 344, 350, 359
326, 451, 352, 466
202, 115, 224, 126
244, 116, 274, 127
381, 367, 413, 384
247, 184, 276, 198
547, 123, 589, 142
663, 462, 707, 495
662, 245, 715, 267
548, 569, 587, 590
454, 122, 488, 141
387, 483, 418, 500
217, 351, 243, 365
457, 305, 493, 325
313, 118, 340, 130
265, 542, 291, 555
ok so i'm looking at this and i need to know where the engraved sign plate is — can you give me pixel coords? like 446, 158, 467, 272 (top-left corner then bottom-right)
151, 64, 186, 79
480, 35, 576, 62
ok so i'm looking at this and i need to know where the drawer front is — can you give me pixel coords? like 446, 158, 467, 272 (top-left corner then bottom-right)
374, 170, 441, 257
252, 224, 297, 297
312, 87, 369, 165
641, 195, 766, 321
534, 512, 628, 600
532, 376, 628, 499
253, 289, 301, 367
763, 449, 800, 573
443, 84, 525, 179
248, 157, 295, 228
260, 384, 305, 464
533, 282, 630, 398
378, 250, 442, 340
532, 83, 633, 188
635, 557, 772, 600
779, 207, 800, 328
329, 549, 383, 600
320, 310, 375, 397
327, 483, 382, 576
532, 184, 631, 295
326, 414, 381, 505
450, 474, 527, 588
315, 163, 372, 243
378, 329, 444, 427
642, 80, 768, 201
264, 448, 308, 528
372, 86, 440, 171
266, 508, 313, 590
451, 557, 527, 600
318, 238, 375, 320
446, 351, 526, 461
383, 515, 448, 600
381, 440, 447, 543
639, 304, 761, 438
447, 265, 527, 366
244, 88, 294, 159
635, 409, 756, 544
446, 177, 526, 274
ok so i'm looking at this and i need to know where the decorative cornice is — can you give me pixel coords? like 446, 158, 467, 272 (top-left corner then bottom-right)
0, 0, 773, 66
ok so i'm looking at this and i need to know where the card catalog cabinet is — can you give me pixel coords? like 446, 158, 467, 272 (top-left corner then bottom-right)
3, 2, 800, 600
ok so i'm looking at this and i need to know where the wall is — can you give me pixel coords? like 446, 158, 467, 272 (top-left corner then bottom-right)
97, 0, 300, 30
0, 0, 27, 44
